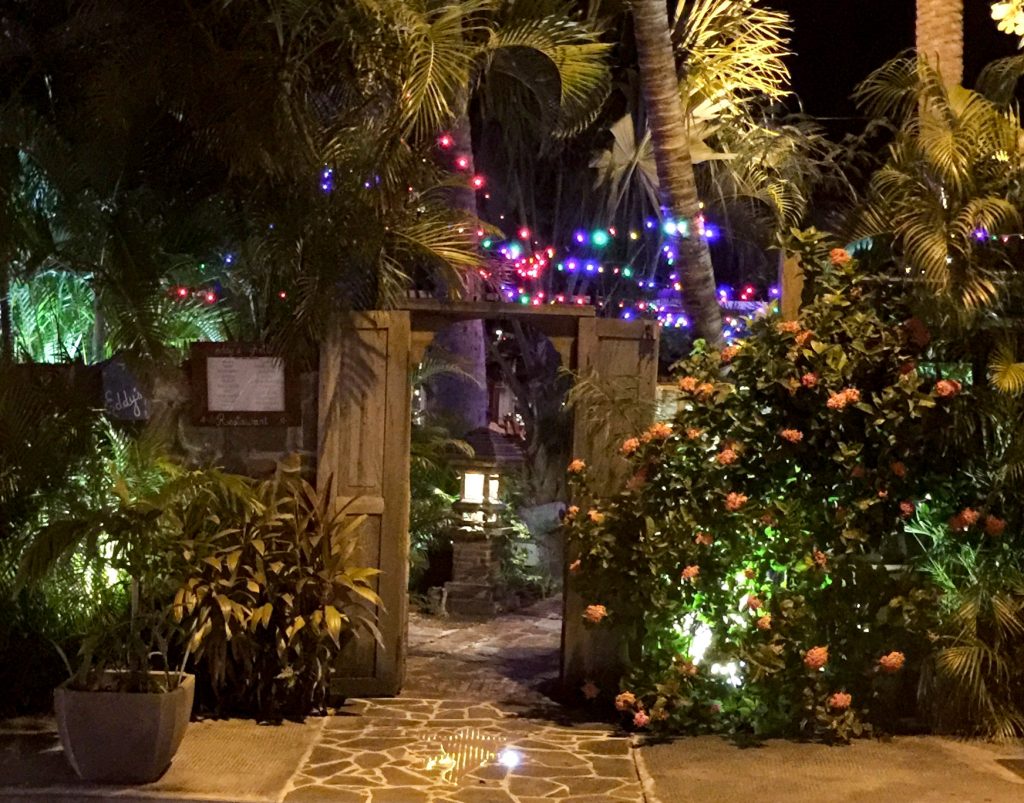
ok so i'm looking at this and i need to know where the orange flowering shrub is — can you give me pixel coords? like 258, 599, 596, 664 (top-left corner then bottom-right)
564, 232, 1019, 740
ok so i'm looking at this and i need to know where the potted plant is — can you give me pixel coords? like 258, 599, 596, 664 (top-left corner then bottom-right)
15, 438, 239, 783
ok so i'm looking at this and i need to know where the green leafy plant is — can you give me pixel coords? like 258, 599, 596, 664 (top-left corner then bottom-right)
173, 458, 383, 718
15, 434, 242, 693
908, 511, 1024, 739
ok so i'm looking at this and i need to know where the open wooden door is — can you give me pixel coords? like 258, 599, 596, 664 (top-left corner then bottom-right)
318, 312, 411, 697
561, 317, 659, 691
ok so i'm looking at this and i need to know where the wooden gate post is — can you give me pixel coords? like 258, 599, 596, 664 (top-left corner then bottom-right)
318, 312, 412, 697
561, 318, 659, 695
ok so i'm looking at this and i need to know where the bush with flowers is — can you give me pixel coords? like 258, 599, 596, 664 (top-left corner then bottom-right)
565, 230, 1024, 741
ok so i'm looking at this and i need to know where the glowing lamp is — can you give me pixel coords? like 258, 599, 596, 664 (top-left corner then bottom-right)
446, 429, 525, 615
471, 175, 486, 189
176, 287, 189, 299
438, 133, 454, 149
455, 156, 470, 170
590, 229, 611, 248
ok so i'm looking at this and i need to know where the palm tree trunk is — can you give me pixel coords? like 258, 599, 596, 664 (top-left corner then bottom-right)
426, 110, 489, 436
916, 0, 963, 86
632, 0, 723, 347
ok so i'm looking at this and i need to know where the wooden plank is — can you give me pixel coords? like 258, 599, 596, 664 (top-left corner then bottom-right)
562, 318, 659, 693
400, 298, 597, 322
318, 312, 411, 697
780, 253, 803, 321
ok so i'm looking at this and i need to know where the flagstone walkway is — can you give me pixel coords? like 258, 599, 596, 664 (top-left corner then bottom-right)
282, 597, 646, 802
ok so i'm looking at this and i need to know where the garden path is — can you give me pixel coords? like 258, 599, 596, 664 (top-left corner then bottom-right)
282, 596, 647, 802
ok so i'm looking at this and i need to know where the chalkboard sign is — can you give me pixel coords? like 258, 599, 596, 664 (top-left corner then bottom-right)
190, 342, 299, 426
102, 356, 149, 421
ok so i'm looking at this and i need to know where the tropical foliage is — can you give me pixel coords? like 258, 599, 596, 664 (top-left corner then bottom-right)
853, 58, 1023, 311
14, 440, 381, 717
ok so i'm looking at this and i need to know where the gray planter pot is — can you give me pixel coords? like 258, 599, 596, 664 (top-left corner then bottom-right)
54, 672, 195, 783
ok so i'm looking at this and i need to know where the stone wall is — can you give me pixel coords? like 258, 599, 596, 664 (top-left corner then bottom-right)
150, 368, 319, 478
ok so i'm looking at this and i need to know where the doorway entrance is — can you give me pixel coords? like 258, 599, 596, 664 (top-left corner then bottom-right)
317, 300, 658, 698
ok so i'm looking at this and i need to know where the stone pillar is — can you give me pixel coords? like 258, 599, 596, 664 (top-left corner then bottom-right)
445, 527, 502, 617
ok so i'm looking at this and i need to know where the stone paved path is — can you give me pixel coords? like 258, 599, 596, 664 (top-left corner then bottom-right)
283, 597, 646, 803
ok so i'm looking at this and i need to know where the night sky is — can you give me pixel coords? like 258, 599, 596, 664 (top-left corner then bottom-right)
779, 1, 1019, 126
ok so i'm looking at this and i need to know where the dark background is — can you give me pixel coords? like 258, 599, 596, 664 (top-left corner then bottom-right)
780, 0, 1019, 127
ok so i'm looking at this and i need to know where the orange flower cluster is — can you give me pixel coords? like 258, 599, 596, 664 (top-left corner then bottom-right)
566, 505, 580, 519
813, 549, 828, 569
694, 532, 714, 546
716, 448, 739, 466
828, 691, 852, 711
801, 372, 819, 388
827, 387, 861, 410
756, 614, 772, 630
583, 604, 608, 624
804, 646, 829, 671
678, 376, 699, 392
878, 651, 905, 674
588, 509, 606, 524
643, 422, 673, 441
621, 437, 640, 455
695, 382, 716, 400
681, 565, 700, 582
686, 427, 704, 440
725, 492, 748, 511
780, 428, 804, 444
720, 345, 740, 363
950, 507, 980, 531
830, 248, 852, 266
777, 320, 802, 334
745, 595, 763, 611
795, 329, 814, 348
567, 458, 586, 474
615, 691, 637, 711
934, 379, 962, 398
986, 515, 1007, 537
899, 500, 915, 518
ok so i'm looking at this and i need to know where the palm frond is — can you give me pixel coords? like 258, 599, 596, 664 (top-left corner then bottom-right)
674, 0, 791, 118
487, 3, 612, 137
989, 338, 1024, 395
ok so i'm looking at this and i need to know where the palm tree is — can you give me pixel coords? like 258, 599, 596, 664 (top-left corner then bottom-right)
632, 0, 723, 345
917, 0, 963, 86
853, 58, 1021, 310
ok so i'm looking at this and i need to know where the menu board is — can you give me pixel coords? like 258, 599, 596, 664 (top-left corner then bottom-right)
191, 342, 299, 426
206, 356, 285, 412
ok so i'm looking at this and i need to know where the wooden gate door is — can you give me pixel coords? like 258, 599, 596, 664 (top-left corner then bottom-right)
562, 317, 659, 690
318, 311, 411, 696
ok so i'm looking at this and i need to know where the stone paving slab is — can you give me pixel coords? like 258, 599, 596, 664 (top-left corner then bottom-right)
0, 716, 324, 802
636, 734, 1024, 803
283, 698, 643, 803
